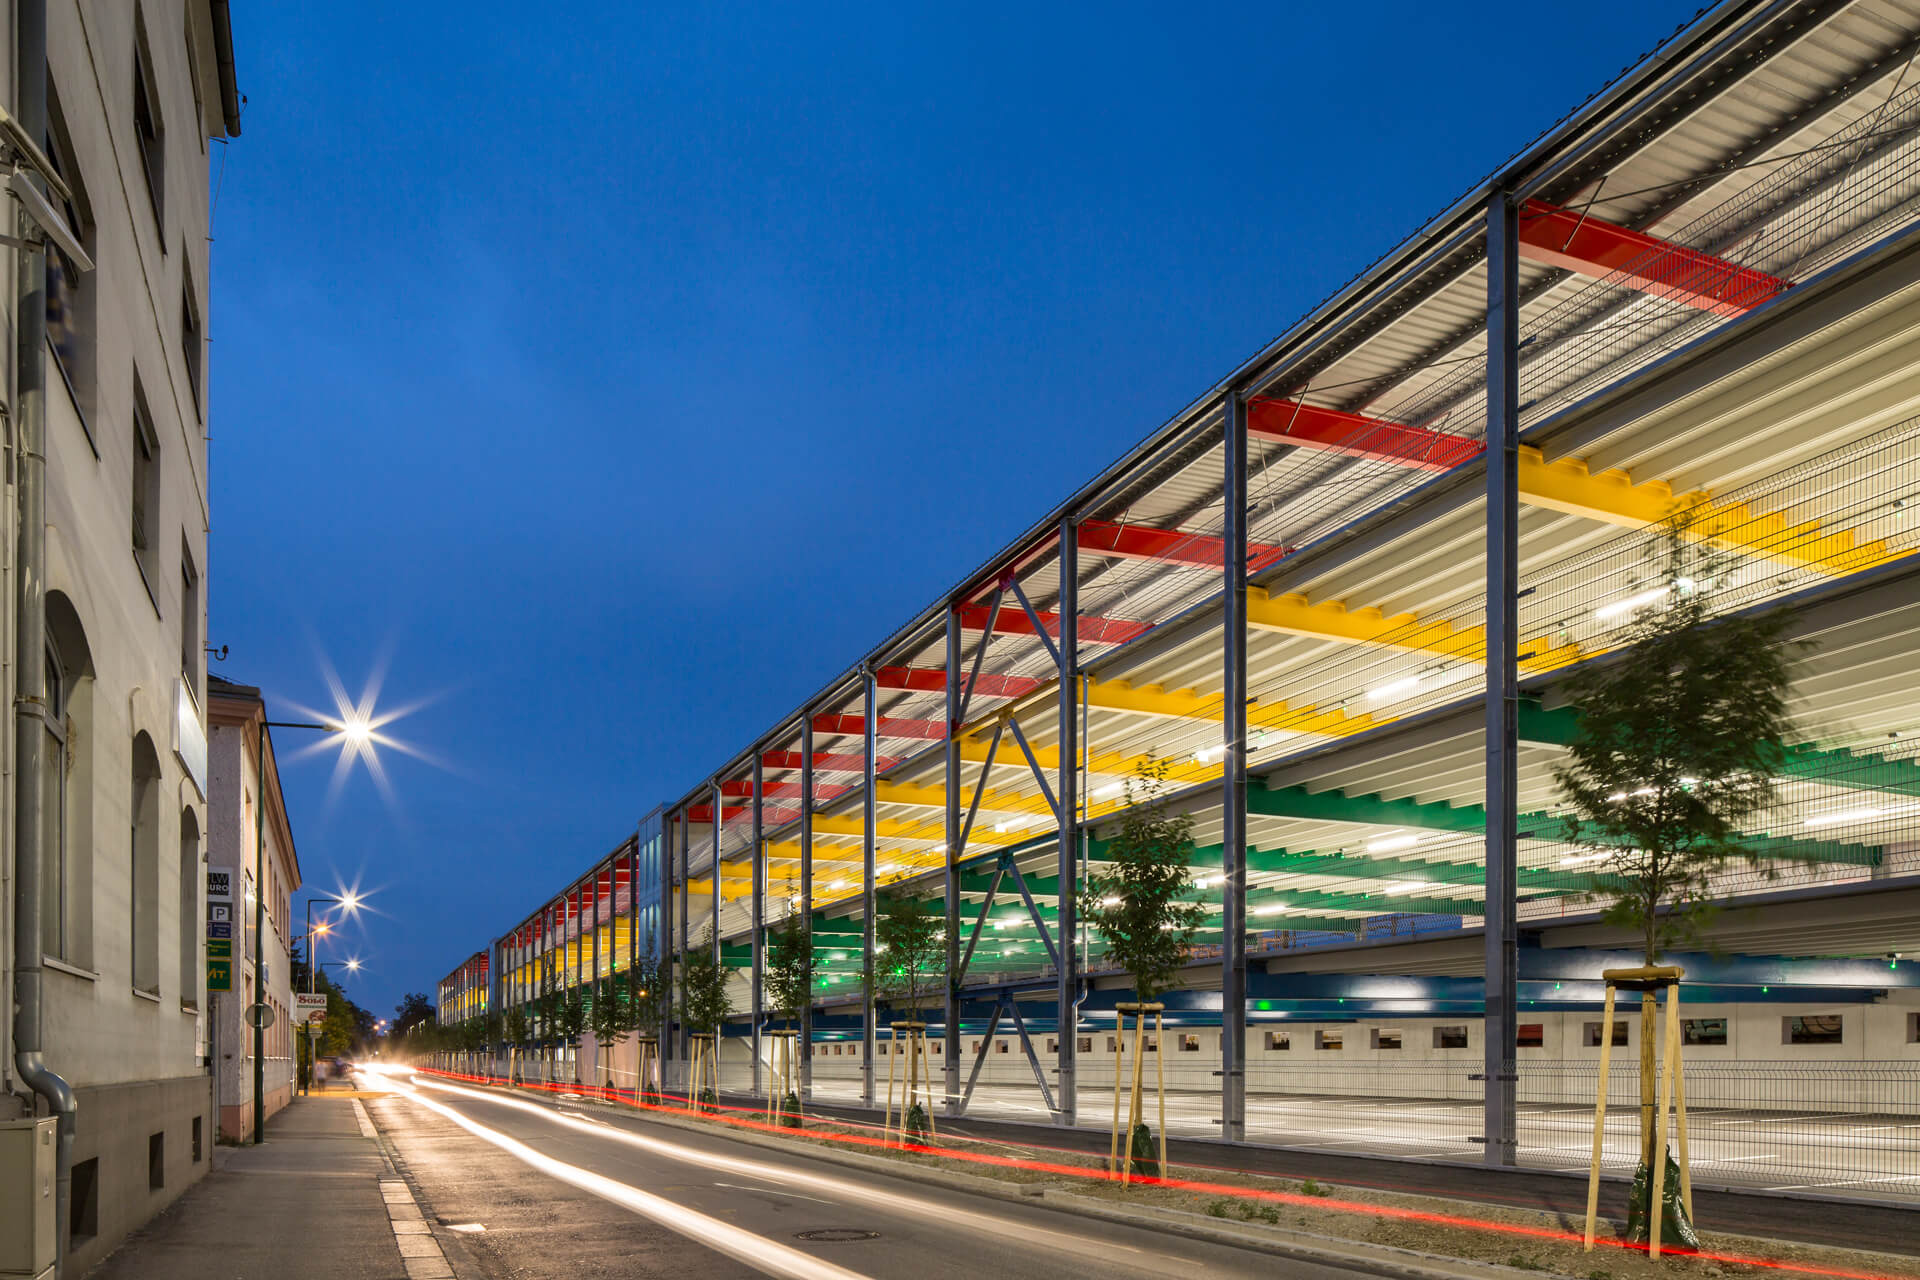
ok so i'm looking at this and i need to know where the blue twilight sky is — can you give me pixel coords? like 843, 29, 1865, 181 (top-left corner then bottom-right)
214, 2, 1698, 1016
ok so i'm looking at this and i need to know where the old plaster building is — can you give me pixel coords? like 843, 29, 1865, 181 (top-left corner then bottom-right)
0, 3, 242, 1275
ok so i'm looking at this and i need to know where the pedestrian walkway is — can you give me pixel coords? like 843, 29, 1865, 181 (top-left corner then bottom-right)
88, 1093, 442, 1280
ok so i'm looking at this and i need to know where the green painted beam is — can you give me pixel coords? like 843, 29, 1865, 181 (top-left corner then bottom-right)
1249, 783, 1880, 867
1521, 701, 1920, 800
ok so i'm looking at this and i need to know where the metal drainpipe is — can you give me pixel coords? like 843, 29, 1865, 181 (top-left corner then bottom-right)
12, 0, 78, 1267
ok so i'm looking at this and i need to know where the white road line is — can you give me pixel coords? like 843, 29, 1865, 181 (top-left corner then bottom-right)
356, 1098, 457, 1280
392, 1080, 868, 1280
714, 1180, 841, 1206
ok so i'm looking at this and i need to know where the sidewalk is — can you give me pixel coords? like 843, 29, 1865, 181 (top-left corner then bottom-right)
88, 1093, 447, 1280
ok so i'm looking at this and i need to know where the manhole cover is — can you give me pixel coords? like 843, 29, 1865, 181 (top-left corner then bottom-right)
795, 1229, 879, 1243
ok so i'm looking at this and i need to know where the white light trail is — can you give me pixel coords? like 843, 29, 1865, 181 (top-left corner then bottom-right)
389, 1080, 864, 1280
408, 1077, 1186, 1272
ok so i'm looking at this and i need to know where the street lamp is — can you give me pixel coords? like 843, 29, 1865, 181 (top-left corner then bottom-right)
300, 893, 363, 1095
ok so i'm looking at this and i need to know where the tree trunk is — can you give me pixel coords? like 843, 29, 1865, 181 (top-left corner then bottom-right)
1639, 990, 1657, 1166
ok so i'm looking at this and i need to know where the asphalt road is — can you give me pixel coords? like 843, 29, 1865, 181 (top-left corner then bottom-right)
364, 1068, 1381, 1280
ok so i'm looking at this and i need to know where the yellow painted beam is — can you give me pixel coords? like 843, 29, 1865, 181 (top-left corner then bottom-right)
1519, 446, 1905, 576
1244, 588, 1581, 673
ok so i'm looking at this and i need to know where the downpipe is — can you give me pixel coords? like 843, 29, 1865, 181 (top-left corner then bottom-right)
11, 0, 78, 1269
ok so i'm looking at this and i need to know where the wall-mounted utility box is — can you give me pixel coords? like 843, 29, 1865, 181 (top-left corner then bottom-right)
0, 1116, 57, 1278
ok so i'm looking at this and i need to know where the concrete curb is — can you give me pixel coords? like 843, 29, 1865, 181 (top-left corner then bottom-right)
488, 1080, 1584, 1280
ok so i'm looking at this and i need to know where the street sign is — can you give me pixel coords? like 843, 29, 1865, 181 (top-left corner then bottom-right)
206, 939, 231, 959
295, 993, 327, 1017
244, 1003, 275, 1030
206, 922, 231, 941
206, 870, 233, 904
206, 958, 232, 992
208, 903, 231, 924
307, 1009, 326, 1026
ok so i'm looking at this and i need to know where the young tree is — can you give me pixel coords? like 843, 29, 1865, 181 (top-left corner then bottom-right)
504, 1007, 529, 1081
762, 906, 813, 1124
628, 946, 665, 1041
677, 932, 734, 1107
589, 975, 634, 1086
557, 988, 589, 1083
1082, 757, 1207, 1176
1554, 515, 1807, 1241
763, 907, 813, 1031
874, 895, 943, 1016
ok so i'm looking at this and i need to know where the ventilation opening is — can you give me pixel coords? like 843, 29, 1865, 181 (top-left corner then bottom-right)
149, 1131, 165, 1189
1433, 1025, 1468, 1049
70, 1157, 99, 1242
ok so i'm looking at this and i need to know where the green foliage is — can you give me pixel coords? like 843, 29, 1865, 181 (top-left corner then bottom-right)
874, 895, 943, 1015
1127, 1121, 1157, 1178
762, 907, 813, 1027
504, 1007, 529, 1048
589, 975, 633, 1051
1083, 758, 1206, 1001
627, 946, 665, 1039
1300, 1177, 1328, 1197
557, 988, 588, 1044
1206, 1199, 1231, 1218
677, 930, 735, 1033
393, 991, 435, 1038
1554, 516, 1809, 963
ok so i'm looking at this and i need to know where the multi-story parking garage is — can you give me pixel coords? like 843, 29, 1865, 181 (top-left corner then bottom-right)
450, 0, 1920, 1203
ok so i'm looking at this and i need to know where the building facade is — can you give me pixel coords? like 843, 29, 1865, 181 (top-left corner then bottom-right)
0, 2, 241, 1274
205, 678, 300, 1143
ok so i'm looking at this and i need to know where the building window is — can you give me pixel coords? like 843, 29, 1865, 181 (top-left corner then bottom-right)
1178, 1034, 1200, 1052
1433, 1025, 1469, 1049
1315, 1029, 1343, 1051
1265, 1031, 1290, 1051
1077, 1036, 1092, 1053
43, 596, 94, 970
1681, 1018, 1727, 1047
181, 272, 202, 416
995, 1040, 1008, 1054
1584, 1020, 1628, 1048
70, 1157, 99, 1243
133, 13, 165, 228
1045, 1037, 1057, 1054
132, 385, 160, 592
132, 734, 162, 993
1372, 1029, 1402, 1050
179, 809, 200, 1004
148, 1131, 166, 1189
1517, 1024, 1545, 1048
44, 85, 97, 437
180, 545, 201, 697
1784, 1015, 1843, 1046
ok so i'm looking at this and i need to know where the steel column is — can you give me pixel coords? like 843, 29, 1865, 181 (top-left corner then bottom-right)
675, 811, 688, 1065
709, 779, 723, 1088
800, 718, 815, 1099
1056, 517, 1080, 1126
861, 668, 878, 1107
944, 607, 963, 1114
751, 751, 765, 1097
1221, 391, 1249, 1143
1483, 189, 1522, 1167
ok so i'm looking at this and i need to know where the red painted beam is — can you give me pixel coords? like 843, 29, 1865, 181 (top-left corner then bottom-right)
1517, 198, 1788, 317
760, 748, 899, 773
956, 602, 1150, 646
812, 713, 947, 741
1077, 518, 1291, 573
874, 665, 1044, 699
1247, 398, 1482, 472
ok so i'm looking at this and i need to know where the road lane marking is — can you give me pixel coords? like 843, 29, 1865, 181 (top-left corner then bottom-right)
392, 1081, 869, 1280
414, 1076, 1204, 1274
358, 1098, 458, 1280
714, 1180, 842, 1206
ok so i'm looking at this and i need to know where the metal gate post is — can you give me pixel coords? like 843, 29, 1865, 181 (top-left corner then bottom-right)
1221, 390, 1250, 1144
1483, 189, 1522, 1167
944, 607, 963, 1114
1056, 517, 1080, 1127
861, 667, 879, 1108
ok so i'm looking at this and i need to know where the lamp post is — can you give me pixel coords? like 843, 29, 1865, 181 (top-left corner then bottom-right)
251, 714, 371, 1144
300, 893, 361, 1095
312, 957, 361, 1089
